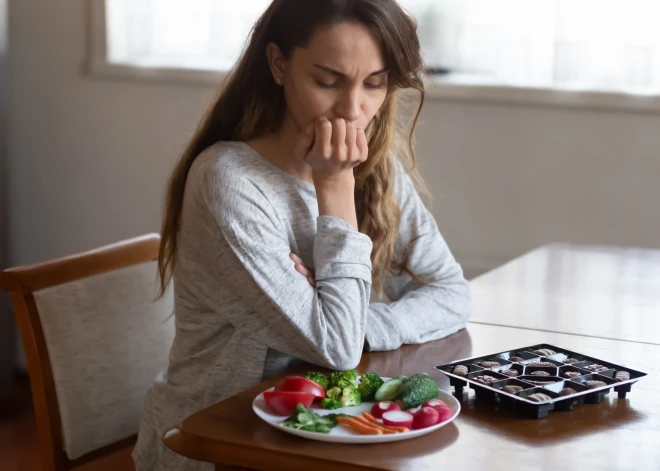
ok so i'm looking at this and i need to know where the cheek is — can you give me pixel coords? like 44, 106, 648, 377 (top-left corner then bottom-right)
362, 92, 388, 125
287, 80, 334, 123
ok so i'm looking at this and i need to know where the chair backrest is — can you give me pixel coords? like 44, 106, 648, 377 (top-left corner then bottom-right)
0, 234, 175, 471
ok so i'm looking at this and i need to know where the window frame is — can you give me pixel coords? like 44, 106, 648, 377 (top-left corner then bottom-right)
87, 0, 660, 114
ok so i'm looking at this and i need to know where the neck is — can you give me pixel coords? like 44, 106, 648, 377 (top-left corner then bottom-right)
248, 112, 314, 184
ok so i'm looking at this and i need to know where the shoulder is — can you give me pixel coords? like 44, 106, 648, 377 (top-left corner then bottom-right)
187, 141, 276, 222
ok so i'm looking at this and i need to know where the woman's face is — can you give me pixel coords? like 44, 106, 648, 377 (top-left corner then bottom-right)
269, 22, 390, 132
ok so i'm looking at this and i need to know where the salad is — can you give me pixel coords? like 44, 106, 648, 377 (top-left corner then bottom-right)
263, 370, 453, 435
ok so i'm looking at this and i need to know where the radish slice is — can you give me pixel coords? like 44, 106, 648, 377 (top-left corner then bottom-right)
382, 410, 414, 429
370, 401, 401, 419
412, 407, 440, 430
423, 399, 451, 415
438, 409, 453, 422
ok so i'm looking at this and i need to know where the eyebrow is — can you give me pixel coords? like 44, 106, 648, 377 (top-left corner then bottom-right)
313, 64, 389, 78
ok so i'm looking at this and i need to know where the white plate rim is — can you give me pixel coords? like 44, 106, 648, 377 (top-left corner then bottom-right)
252, 376, 461, 444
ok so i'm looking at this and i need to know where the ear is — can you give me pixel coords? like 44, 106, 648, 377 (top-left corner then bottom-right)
266, 42, 287, 85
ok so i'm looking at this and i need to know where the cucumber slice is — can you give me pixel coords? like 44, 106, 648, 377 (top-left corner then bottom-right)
375, 377, 405, 401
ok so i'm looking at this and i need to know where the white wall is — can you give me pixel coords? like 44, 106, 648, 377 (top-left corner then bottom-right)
9, 0, 660, 280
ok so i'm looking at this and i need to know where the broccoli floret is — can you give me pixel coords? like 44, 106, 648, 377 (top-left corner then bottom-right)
357, 371, 384, 401
326, 387, 342, 400
304, 372, 330, 390
320, 398, 342, 409
339, 386, 362, 407
329, 370, 358, 389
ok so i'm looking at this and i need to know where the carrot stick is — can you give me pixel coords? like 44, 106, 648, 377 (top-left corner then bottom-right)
353, 416, 398, 434
362, 412, 410, 433
337, 417, 383, 435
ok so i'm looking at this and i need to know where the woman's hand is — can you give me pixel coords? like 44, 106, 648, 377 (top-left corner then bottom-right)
290, 253, 316, 288
294, 117, 368, 231
295, 117, 368, 186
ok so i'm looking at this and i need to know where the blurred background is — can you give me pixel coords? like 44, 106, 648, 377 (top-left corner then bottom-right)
1, 0, 659, 458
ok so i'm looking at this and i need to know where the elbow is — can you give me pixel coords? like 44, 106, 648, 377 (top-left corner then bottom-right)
324, 346, 363, 371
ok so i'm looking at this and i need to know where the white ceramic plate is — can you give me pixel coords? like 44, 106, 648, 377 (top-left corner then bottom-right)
252, 377, 461, 444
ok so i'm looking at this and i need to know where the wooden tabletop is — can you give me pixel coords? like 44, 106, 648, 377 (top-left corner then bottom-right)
166, 323, 659, 471
470, 244, 660, 345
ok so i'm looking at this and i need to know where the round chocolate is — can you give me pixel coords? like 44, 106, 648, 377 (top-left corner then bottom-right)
509, 356, 524, 363
481, 361, 501, 369
501, 369, 519, 377
615, 371, 630, 382
584, 364, 608, 372
533, 349, 556, 356
474, 375, 499, 385
531, 371, 551, 376
564, 371, 582, 379
525, 362, 556, 368
453, 365, 469, 376
559, 387, 577, 397
585, 380, 607, 389
503, 385, 523, 394
527, 393, 552, 402
563, 358, 580, 365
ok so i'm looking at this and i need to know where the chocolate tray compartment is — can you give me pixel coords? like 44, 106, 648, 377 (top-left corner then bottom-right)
557, 364, 591, 379
542, 381, 591, 411
463, 371, 510, 401
574, 361, 615, 377
491, 378, 535, 409
523, 366, 559, 377
518, 375, 564, 386
568, 374, 618, 404
492, 363, 525, 378
473, 358, 513, 370
516, 387, 560, 419
495, 350, 540, 363
520, 358, 565, 368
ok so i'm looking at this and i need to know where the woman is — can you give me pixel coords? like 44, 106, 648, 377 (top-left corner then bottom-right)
134, 0, 471, 469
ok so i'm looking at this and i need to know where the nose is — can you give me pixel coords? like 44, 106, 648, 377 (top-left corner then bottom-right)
334, 88, 361, 123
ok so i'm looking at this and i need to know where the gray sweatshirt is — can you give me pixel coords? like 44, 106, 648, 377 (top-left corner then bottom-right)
133, 141, 471, 470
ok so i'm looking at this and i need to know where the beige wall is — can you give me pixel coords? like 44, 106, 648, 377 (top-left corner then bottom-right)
9, 0, 660, 280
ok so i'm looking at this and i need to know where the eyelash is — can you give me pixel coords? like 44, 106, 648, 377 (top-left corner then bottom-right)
316, 81, 385, 90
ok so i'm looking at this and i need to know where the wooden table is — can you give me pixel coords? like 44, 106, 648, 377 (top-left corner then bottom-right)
470, 244, 660, 345
165, 323, 659, 471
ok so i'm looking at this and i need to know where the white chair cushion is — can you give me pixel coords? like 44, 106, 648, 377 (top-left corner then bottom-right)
33, 260, 174, 459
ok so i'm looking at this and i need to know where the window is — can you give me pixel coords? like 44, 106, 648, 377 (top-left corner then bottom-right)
99, 0, 660, 95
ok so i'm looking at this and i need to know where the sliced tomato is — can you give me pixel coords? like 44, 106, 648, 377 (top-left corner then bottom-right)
263, 391, 315, 416
274, 376, 326, 399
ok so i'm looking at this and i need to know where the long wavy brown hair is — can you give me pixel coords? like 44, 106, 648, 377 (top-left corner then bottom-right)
158, 0, 430, 296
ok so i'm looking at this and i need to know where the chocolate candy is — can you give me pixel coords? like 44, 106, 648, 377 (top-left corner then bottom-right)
533, 349, 556, 356
503, 385, 523, 394
473, 375, 500, 385
615, 371, 630, 382
585, 380, 607, 389
559, 387, 577, 397
564, 371, 582, 379
563, 358, 580, 365
525, 362, 556, 368
501, 369, 519, 377
584, 364, 608, 372
481, 361, 501, 368
531, 371, 551, 376
453, 365, 469, 376
526, 380, 555, 385
509, 356, 524, 363
527, 393, 552, 402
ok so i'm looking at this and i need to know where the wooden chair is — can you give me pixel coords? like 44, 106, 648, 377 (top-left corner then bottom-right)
0, 234, 175, 471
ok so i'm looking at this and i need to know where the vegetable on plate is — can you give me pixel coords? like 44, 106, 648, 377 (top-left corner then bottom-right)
264, 391, 315, 416
280, 404, 350, 434
394, 373, 439, 410
358, 371, 385, 401
381, 410, 414, 429
370, 401, 401, 419
274, 376, 325, 399
411, 406, 440, 430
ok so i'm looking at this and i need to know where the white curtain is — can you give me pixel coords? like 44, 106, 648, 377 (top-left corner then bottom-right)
106, 0, 660, 93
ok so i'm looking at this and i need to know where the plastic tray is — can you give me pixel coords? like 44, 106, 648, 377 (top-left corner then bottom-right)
435, 343, 647, 419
